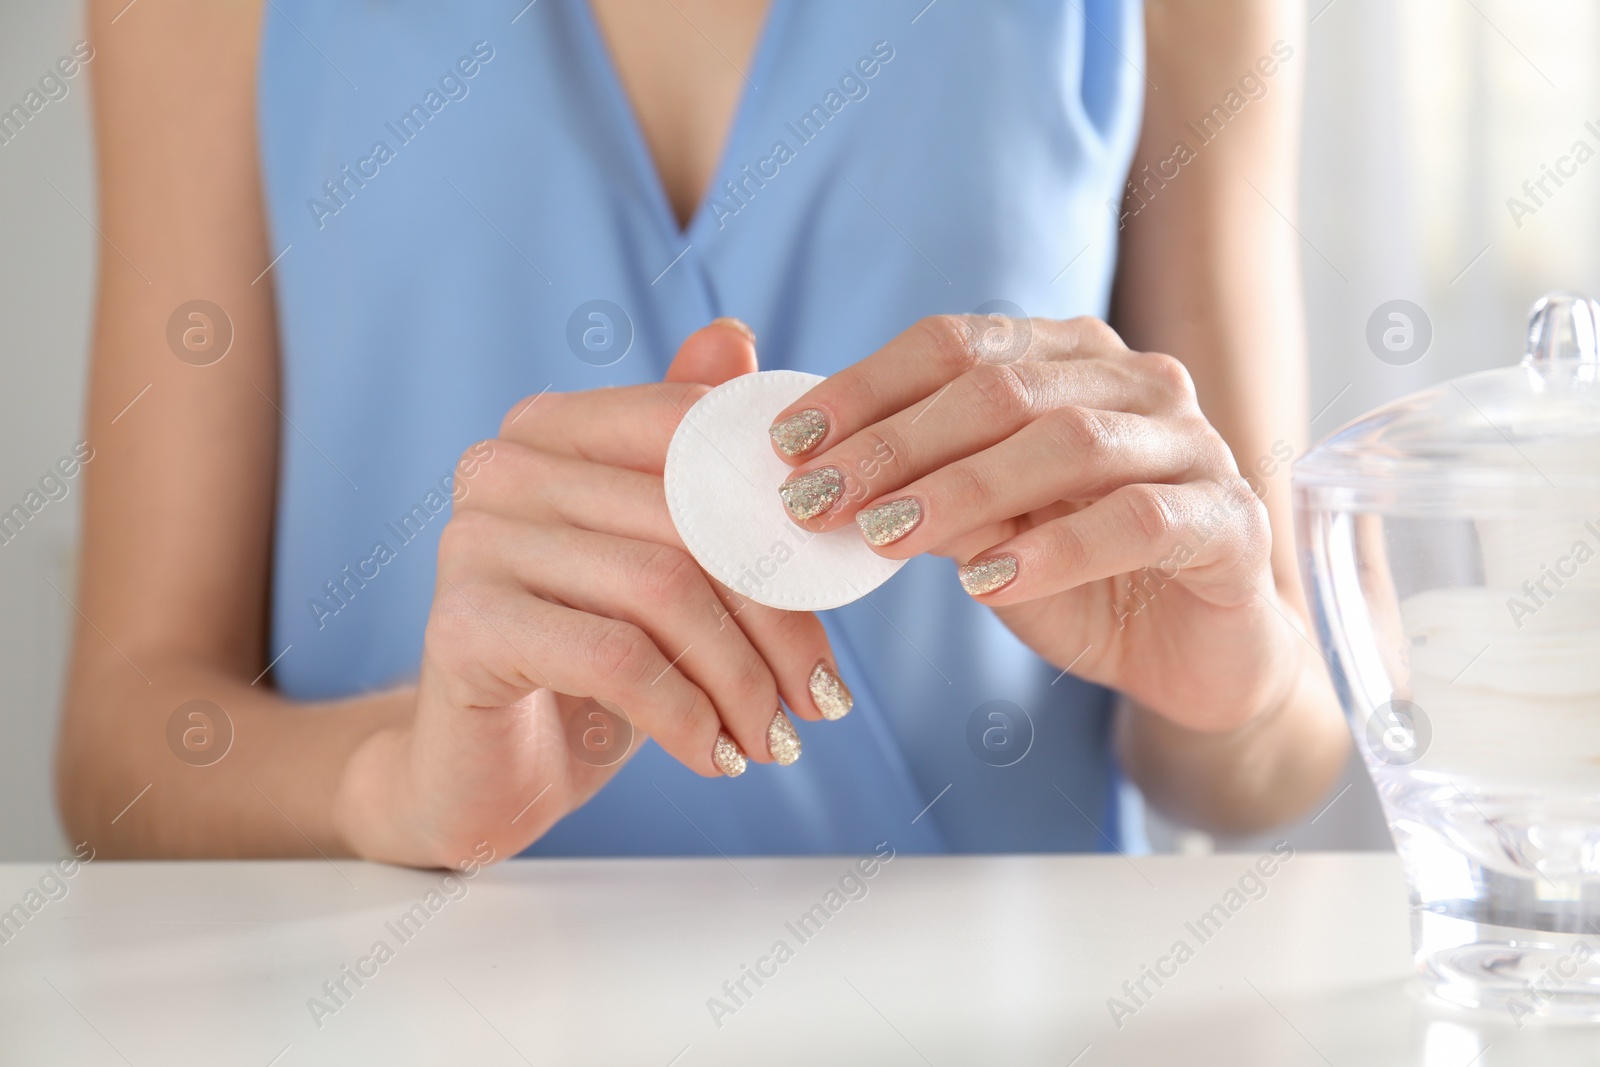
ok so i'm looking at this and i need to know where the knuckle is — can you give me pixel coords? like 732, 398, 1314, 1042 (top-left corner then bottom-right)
1224, 478, 1272, 540
727, 651, 776, 710
765, 607, 823, 650
1138, 351, 1198, 406
917, 315, 983, 376
1067, 315, 1124, 351
588, 620, 660, 689
448, 441, 507, 507
436, 510, 494, 570
1044, 404, 1116, 463
1121, 484, 1177, 545
852, 425, 904, 480
1044, 517, 1093, 575
423, 582, 502, 682
1176, 418, 1242, 485
942, 461, 996, 512
632, 544, 703, 606
967, 361, 1035, 424
455, 439, 497, 478
1198, 479, 1270, 570
663, 687, 717, 759
1206, 427, 1246, 479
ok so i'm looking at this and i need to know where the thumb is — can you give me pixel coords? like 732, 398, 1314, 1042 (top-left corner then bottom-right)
664, 317, 759, 386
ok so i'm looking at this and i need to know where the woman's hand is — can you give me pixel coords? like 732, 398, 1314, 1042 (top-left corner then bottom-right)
334, 321, 848, 867
766, 315, 1301, 736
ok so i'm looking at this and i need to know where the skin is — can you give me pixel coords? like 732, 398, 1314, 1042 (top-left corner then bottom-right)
1109, 0, 1348, 827
589, 0, 765, 228
58, 0, 1343, 866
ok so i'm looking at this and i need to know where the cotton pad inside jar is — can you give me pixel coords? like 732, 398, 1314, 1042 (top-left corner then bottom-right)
663, 370, 905, 611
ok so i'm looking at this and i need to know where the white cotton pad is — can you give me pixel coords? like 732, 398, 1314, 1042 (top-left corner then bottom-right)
664, 370, 906, 611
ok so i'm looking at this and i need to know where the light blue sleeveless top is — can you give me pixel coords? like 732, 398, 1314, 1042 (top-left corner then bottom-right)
258, 0, 1145, 856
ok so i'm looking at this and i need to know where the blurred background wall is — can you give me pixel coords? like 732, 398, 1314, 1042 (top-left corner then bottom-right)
0, 1, 96, 861
0, 0, 1591, 859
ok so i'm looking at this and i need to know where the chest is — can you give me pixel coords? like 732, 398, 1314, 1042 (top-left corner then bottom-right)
587, 0, 769, 228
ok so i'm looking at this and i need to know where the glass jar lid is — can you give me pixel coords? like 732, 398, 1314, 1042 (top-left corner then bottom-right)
1294, 292, 1600, 515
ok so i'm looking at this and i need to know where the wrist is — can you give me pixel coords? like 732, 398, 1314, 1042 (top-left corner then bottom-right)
1116, 637, 1348, 834
332, 722, 422, 864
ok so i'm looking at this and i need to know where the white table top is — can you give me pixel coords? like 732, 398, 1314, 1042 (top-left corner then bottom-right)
0, 851, 1591, 1065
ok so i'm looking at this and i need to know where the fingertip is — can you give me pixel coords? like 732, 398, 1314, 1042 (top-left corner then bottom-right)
957, 554, 1020, 598
711, 316, 756, 345
855, 496, 923, 550
712, 731, 749, 777
777, 464, 847, 525
808, 661, 853, 721
767, 708, 802, 766
664, 318, 759, 386
769, 407, 830, 460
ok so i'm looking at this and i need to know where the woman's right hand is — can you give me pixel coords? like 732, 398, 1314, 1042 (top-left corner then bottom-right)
331, 321, 850, 867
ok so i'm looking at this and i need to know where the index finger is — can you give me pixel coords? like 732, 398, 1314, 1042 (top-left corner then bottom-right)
766, 316, 975, 461
500, 380, 708, 474
765, 315, 1126, 462
504, 318, 757, 472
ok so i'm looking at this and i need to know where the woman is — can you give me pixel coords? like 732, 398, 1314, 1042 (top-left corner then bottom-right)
59, 0, 1346, 867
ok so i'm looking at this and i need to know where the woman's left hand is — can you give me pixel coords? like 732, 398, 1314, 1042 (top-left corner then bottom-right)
767, 315, 1302, 734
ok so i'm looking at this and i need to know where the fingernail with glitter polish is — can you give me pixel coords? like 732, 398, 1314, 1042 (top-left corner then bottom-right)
770, 408, 827, 457
768, 708, 802, 766
959, 555, 1018, 596
713, 731, 747, 777
809, 662, 853, 721
712, 316, 756, 345
856, 498, 922, 546
779, 466, 844, 521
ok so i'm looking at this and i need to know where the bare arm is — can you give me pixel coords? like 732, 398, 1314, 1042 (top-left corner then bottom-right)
59, 0, 409, 857
1109, 0, 1348, 832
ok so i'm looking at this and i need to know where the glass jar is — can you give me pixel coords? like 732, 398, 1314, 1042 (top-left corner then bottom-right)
1295, 292, 1600, 1019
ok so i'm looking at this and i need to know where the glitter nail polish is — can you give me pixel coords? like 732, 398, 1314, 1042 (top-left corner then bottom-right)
769, 408, 828, 457
856, 498, 922, 546
713, 731, 747, 777
959, 555, 1018, 596
809, 662, 853, 721
779, 466, 844, 521
767, 708, 802, 766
